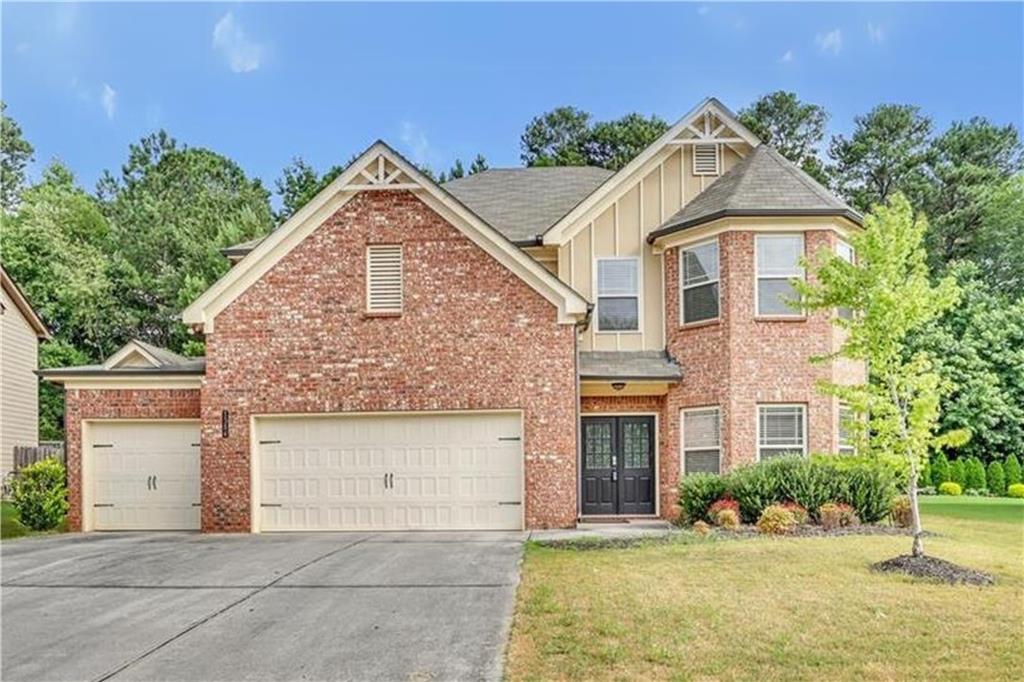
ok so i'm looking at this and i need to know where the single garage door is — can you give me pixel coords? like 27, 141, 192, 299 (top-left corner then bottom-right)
89, 421, 201, 530
256, 412, 523, 531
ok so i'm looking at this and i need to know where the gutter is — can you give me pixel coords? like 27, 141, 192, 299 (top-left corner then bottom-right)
646, 208, 864, 244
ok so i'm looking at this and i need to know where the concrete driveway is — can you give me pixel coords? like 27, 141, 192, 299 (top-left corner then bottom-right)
1, 531, 525, 681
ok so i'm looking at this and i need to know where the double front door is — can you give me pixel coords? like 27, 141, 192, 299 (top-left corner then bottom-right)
581, 416, 655, 516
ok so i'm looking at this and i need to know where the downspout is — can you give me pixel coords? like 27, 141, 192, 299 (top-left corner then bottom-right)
573, 304, 593, 525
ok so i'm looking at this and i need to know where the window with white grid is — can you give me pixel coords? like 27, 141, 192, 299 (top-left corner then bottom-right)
366, 245, 403, 313
836, 239, 855, 320
757, 404, 806, 460
756, 234, 804, 316
838, 404, 856, 455
680, 240, 720, 324
682, 407, 721, 475
596, 258, 639, 331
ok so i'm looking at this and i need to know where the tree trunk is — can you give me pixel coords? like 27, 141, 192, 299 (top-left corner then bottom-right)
907, 457, 925, 557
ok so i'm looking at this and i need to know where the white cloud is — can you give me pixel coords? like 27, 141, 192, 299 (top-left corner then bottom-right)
815, 29, 843, 56
100, 83, 117, 119
867, 22, 885, 44
779, 50, 794, 64
400, 121, 432, 165
212, 12, 264, 73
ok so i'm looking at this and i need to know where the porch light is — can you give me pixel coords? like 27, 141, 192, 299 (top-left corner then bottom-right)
611, 382, 626, 391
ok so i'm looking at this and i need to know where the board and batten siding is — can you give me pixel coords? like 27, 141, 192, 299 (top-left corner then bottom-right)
1, 285, 40, 473
559, 143, 740, 351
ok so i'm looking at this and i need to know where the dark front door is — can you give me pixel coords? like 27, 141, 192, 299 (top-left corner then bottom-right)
581, 416, 655, 516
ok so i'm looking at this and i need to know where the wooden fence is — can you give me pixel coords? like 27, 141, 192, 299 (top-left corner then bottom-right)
12, 442, 66, 471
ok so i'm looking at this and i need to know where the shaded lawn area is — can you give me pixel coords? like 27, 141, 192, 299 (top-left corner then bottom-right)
507, 497, 1024, 681
0, 501, 66, 540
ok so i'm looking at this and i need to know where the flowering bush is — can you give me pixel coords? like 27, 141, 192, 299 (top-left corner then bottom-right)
756, 504, 796, 535
713, 508, 740, 529
780, 501, 809, 525
818, 502, 860, 530
708, 498, 740, 521
938, 481, 963, 496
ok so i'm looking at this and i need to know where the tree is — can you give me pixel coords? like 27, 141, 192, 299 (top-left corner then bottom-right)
987, 461, 1006, 496
469, 154, 489, 175
274, 157, 345, 223
922, 118, 1023, 269
828, 104, 933, 213
1005, 454, 1023, 485
907, 263, 1024, 461
584, 113, 669, 171
950, 458, 967, 488
973, 175, 1024, 295
520, 106, 591, 167
1, 101, 34, 213
100, 131, 274, 351
796, 193, 962, 557
739, 91, 829, 184
964, 457, 987, 490
930, 452, 950, 486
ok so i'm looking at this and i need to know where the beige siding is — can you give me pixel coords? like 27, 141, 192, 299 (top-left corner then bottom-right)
1, 286, 40, 472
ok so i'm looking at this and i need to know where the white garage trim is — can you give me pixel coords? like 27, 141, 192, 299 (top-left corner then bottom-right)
250, 410, 525, 532
81, 419, 201, 532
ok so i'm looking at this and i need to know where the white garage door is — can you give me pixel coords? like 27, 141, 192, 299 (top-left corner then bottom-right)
89, 421, 201, 531
256, 412, 523, 531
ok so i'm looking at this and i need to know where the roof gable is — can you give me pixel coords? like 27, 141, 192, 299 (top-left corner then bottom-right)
541, 98, 761, 245
103, 339, 193, 370
182, 142, 590, 332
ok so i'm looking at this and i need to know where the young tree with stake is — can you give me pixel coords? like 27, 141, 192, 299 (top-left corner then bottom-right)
795, 194, 966, 557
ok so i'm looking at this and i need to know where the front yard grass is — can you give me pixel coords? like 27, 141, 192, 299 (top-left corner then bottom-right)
0, 501, 66, 540
507, 497, 1024, 681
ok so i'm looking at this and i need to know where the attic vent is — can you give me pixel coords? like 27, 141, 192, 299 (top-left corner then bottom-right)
366, 245, 403, 313
693, 144, 721, 176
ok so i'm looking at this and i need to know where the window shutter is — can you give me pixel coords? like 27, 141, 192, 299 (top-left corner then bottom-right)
366, 245, 403, 313
693, 144, 720, 175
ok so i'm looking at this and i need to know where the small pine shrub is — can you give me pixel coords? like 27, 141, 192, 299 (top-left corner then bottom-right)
714, 508, 740, 529
756, 504, 796, 535
781, 501, 809, 525
678, 474, 728, 523
1005, 455, 1023, 486
950, 459, 967, 488
965, 457, 987, 491
10, 458, 68, 531
1007, 483, 1024, 499
930, 453, 950, 486
986, 461, 1006, 496
889, 496, 912, 528
938, 481, 963, 496
818, 502, 859, 530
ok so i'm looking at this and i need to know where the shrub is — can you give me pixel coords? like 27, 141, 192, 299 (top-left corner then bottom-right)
1007, 483, 1024, 499
1005, 455, 1023, 486
930, 453, 950, 486
756, 504, 796, 535
714, 508, 740, 529
950, 459, 967, 488
678, 474, 727, 523
692, 520, 712, 536
818, 502, 860, 530
708, 497, 740, 518
918, 485, 937, 496
965, 457, 987, 491
889, 496, 912, 528
964, 488, 989, 497
986, 461, 1006, 496
938, 481, 963, 496
10, 458, 68, 531
781, 501, 809, 525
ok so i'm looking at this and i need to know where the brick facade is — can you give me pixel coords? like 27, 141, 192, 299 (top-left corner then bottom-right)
201, 190, 578, 531
64, 388, 201, 531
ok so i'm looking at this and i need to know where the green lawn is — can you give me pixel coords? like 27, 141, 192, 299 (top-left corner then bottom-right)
0, 501, 66, 540
507, 497, 1024, 681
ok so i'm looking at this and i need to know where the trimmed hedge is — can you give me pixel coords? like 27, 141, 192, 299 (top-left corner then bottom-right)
678, 456, 899, 525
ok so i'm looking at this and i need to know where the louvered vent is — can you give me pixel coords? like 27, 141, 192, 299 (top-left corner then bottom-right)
366, 245, 403, 313
693, 143, 720, 176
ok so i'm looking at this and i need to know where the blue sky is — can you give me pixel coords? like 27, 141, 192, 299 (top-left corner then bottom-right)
3, 2, 1022, 201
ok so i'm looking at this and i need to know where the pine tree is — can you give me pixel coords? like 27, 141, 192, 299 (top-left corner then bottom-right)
987, 461, 1006, 496
469, 154, 489, 175
950, 459, 967, 487
931, 453, 951, 486
1004, 454, 1022, 485
965, 457, 986, 491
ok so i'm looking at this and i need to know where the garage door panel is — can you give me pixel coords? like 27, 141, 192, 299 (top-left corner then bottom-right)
258, 413, 522, 531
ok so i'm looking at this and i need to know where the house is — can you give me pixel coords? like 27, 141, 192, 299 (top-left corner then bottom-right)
41, 98, 864, 533
1, 266, 51, 475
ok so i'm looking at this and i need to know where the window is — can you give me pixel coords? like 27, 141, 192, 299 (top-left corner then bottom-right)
693, 143, 720, 176
680, 240, 719, 324
756, 234, 804, 316
838, 404, 856, 455
366, 245, 403, 313
682, 407, 721, 475
596, 258, 639, 331
757, 405, 806, 460
836, 239, 855, 320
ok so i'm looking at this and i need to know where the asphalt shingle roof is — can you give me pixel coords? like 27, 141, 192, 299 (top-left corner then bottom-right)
578, 351, 682, 381
648, 145, 861, 241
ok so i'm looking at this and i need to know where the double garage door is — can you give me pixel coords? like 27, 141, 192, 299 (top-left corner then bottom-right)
86, 412, 523, 532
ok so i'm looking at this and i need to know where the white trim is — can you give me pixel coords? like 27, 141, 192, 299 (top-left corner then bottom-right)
103, 341, 161, 369
678, 237, 720, 326
692, 143, 721, 176
45, 375, 203, 390
680, 405, 722, 476
755, 403, 807, 462
182, 141, 588, 331
754, 233, 806, 318
650, 216, 861, 254
579, 411, 660, 518
365, 244, 403, 314
593, 256, 641, 334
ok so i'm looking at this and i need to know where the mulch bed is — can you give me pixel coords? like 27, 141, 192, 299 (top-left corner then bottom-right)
718, 524, 923, 539
871, 554, 995, 586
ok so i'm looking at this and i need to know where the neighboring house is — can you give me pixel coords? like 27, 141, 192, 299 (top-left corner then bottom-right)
42, 98, 865, 533
1, 266, 51, 474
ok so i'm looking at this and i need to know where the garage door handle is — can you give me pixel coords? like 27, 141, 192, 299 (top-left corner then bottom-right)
388, 473, 394, 489
146, 475, 153, 490
152, 475, 158, 490
498, 501, 521, 506
260, 503, 282, 508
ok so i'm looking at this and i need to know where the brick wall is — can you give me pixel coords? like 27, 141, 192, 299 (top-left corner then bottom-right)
202, 190, 578, 531
64, 388, 201, 531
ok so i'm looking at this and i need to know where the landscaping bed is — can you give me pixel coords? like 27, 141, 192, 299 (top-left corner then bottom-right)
872, 554, 995, 586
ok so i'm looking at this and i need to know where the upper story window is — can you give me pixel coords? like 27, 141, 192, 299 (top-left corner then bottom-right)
755, 234, 804, 317
680, 240, 720, 324
835, 239, 855, 320
758, 404, 806, 461
596, 257, 639, 332
366, 244, 403, 314
693, 143, 721, 176
682, 406, 721, 475
838, 403, 856, 455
